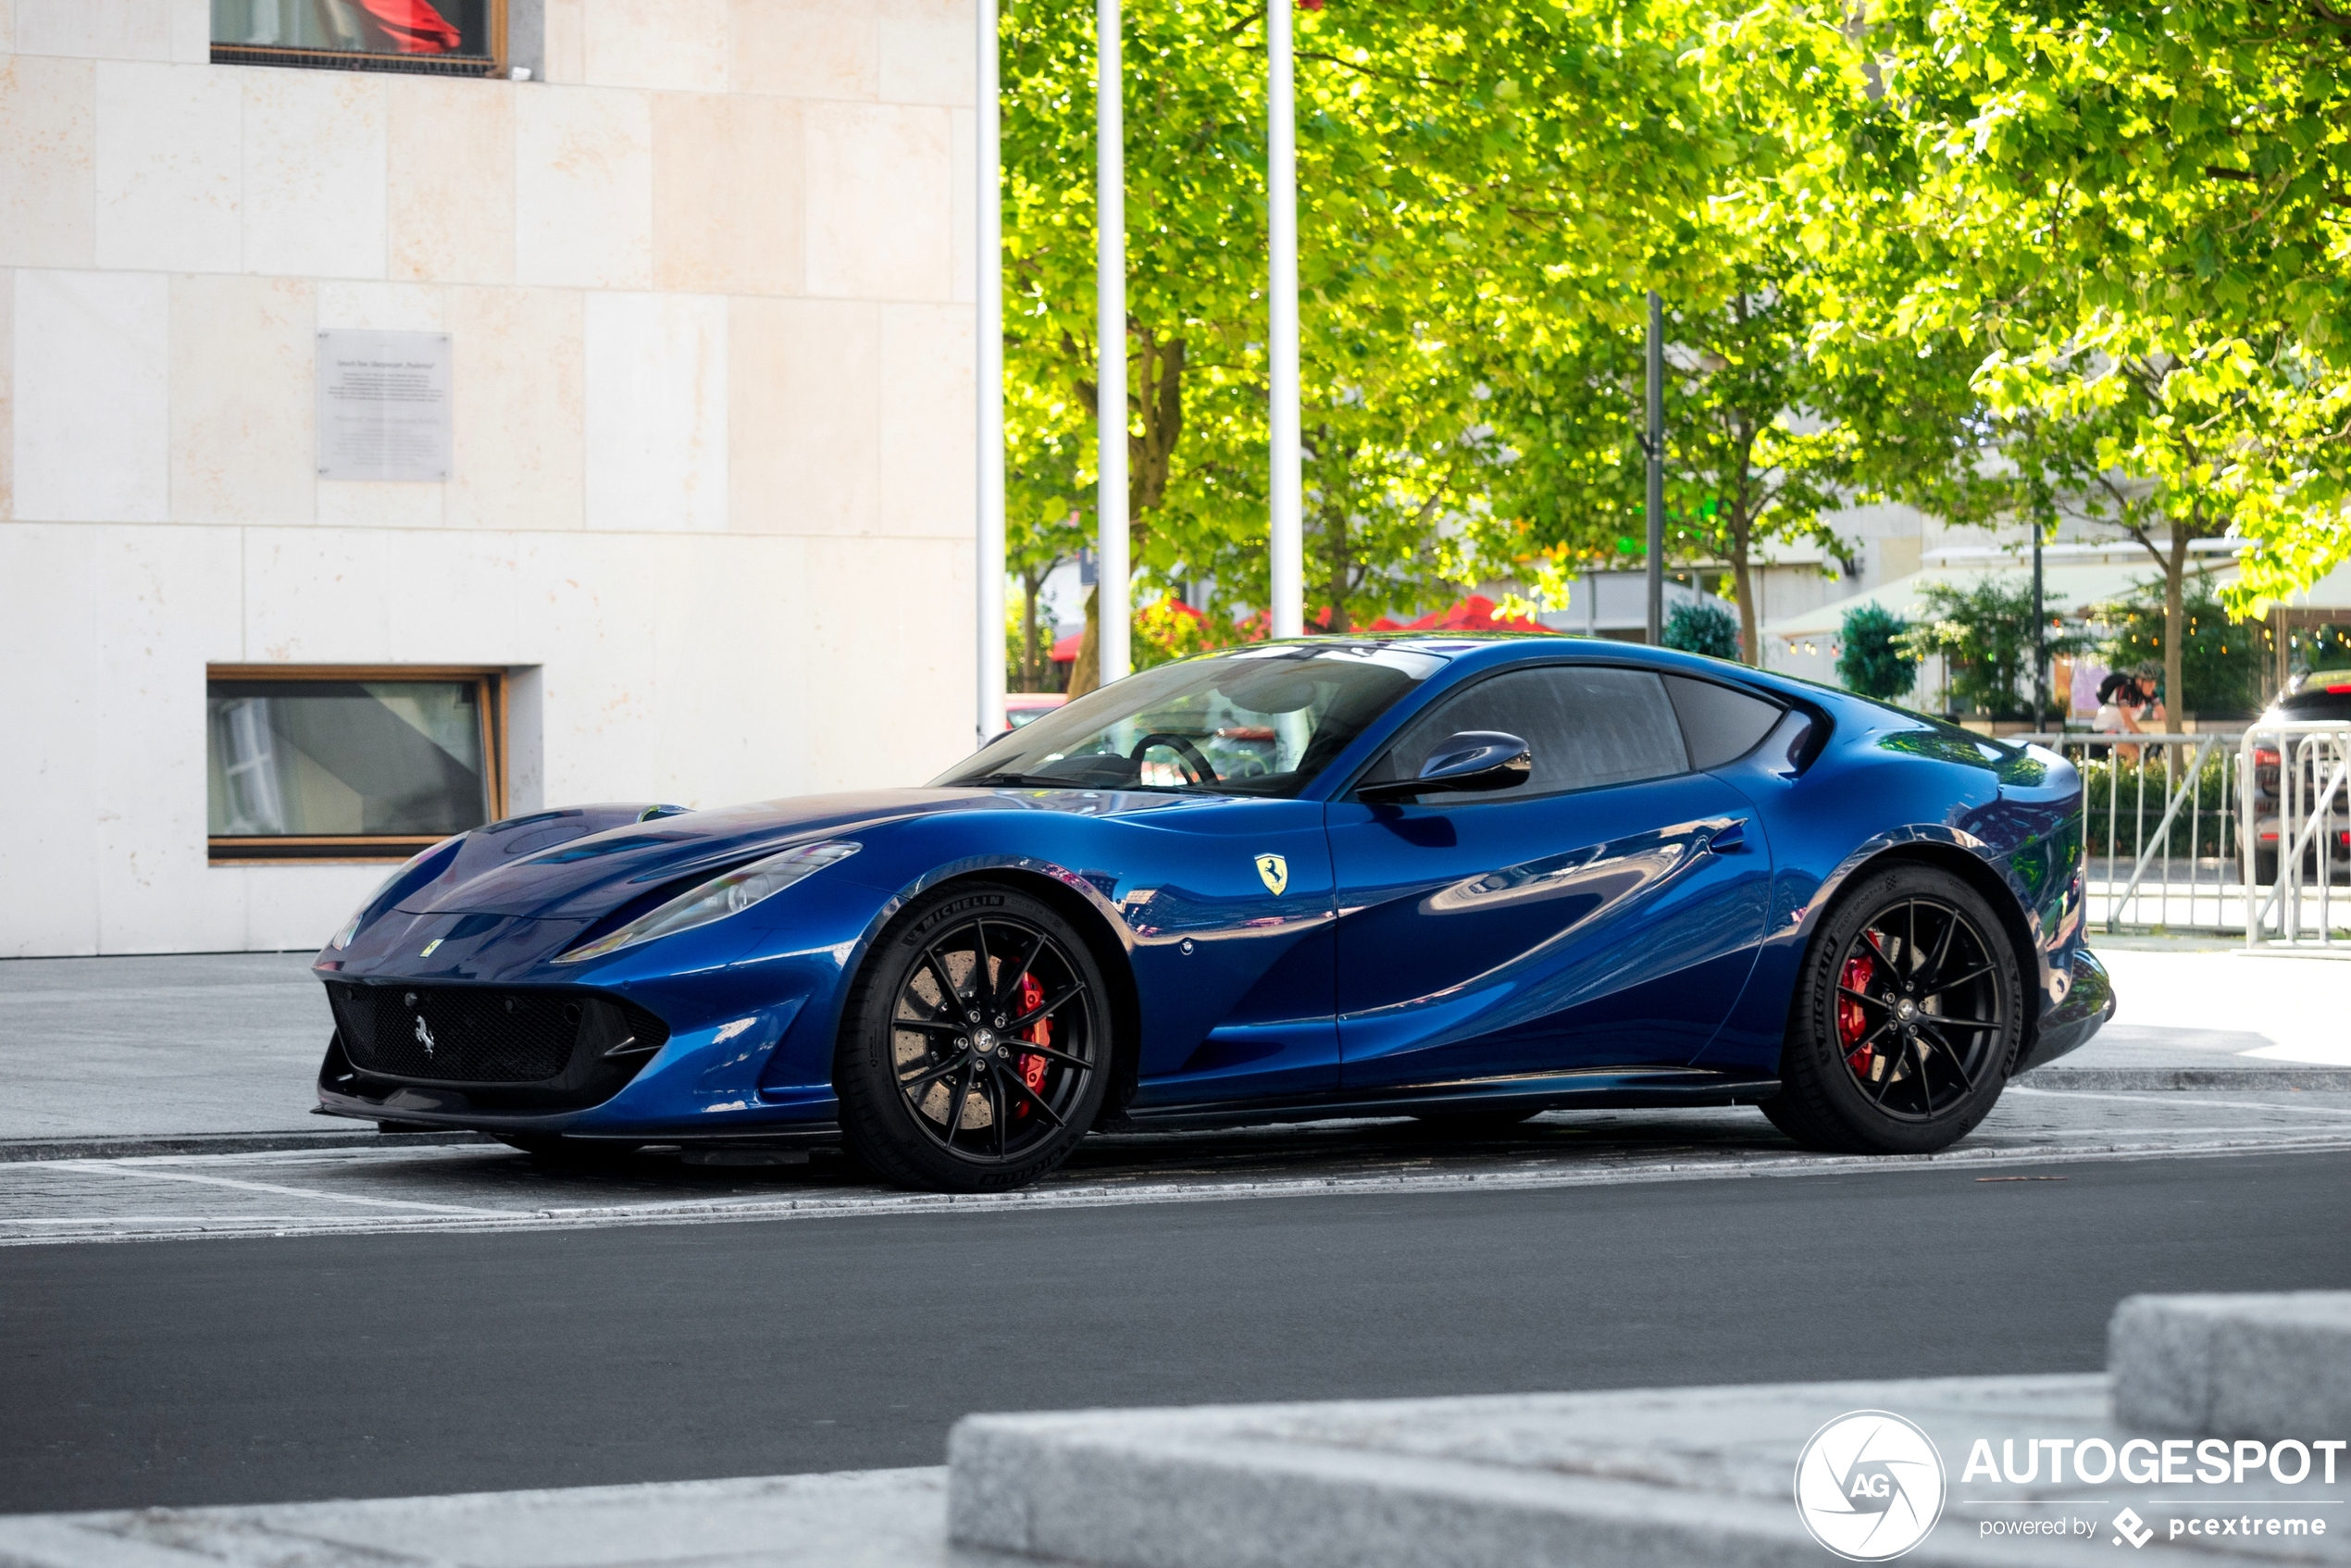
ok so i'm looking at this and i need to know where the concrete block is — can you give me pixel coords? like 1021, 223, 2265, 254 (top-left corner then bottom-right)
951, 1381, 2108, 1568
2111, 1291, 2351, 1438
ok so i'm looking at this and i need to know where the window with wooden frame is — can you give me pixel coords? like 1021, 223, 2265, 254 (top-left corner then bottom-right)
210, 0, 506, 76
207, 666, 506, 864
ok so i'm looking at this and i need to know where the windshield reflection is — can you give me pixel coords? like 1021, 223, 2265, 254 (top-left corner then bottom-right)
938, 643, 1449, 799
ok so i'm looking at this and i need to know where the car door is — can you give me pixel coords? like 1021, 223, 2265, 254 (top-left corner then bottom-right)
1327, 662, 1778, 1091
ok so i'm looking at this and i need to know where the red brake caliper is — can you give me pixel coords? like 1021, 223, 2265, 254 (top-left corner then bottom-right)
1014, 972, 1050, 1116
1838, 951, 1876, 1077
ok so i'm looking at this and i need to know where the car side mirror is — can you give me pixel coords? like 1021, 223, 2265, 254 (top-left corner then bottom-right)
1358, 731, 1533, 803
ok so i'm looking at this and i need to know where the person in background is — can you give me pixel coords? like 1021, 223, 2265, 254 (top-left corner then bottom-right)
2066, 656, 2108, 727
2095, 670, 2168, 764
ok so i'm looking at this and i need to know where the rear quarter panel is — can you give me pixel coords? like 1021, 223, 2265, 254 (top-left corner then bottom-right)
1693, 695, 2085, 1077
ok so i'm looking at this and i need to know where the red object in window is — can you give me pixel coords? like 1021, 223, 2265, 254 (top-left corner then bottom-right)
352, 0, 463, 53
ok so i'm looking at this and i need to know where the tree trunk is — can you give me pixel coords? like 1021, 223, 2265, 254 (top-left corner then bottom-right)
1018, 566, 1047, 693
1066, 587, 1101, 699
1730, 518, 1758, 666
1320, 442, 1352, 633
2163, 520, 2189, 730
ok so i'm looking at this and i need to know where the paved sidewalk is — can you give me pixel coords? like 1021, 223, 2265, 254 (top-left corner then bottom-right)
0, 1469, 1009, 1568
2069, 943, 2351, 1075
0, 953, 329, 1146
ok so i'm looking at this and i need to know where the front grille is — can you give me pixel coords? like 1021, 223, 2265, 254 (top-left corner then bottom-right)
326, 983, 667, 1085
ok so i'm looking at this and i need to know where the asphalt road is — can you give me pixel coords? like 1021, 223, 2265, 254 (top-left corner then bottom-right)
6, 1148, 2349, 1516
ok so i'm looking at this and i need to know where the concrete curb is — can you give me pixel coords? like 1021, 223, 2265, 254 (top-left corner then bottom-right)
2111, 1290, 2351, 1437
2021, 1066, 2351, 1091
0, 1128, 489, 1164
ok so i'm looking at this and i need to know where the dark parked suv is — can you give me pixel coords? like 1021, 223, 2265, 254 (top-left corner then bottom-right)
2248, 671, 2351, 884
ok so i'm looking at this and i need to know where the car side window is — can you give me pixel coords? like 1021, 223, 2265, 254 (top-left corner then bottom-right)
1662, 675, 1785, 770
1365, 666, 1691, 803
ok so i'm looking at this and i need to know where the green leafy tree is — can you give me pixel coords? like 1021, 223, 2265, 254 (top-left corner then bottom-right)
1003, 0, 1771, 681
1837, 604, 1919, 703
1764, 0, 2351, 721
1662, 601, 1740, 660
1471, 7, 1989, 659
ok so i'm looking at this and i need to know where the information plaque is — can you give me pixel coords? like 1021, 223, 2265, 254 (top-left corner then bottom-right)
315, 330, 453, 482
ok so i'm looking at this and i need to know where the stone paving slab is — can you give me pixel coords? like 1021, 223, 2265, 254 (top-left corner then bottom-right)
0, 1468, 1021, 1568
2, 1089, 2347, 1247
949, 1376, 2351, 1567
0, 953, 327, 1142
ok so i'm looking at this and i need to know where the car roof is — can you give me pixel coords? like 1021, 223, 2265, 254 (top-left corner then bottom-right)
1238, 631, 1807, 695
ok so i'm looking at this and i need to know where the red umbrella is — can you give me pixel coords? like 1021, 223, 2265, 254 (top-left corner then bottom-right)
1398, 594, 1554, 634
351, 0, 462, 52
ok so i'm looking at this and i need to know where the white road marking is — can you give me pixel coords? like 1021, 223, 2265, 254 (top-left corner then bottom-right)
72, 1161, 507, 1215
10, 1128, 2351, 1247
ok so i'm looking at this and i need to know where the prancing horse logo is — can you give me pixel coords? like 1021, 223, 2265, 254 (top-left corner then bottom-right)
1255, 853, 1288, 897
414, 1014, 436, 1058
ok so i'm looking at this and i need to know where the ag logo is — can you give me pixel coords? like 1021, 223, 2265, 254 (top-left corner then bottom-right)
1793, 1410, 1946, 1561
413, 1014, 436, 1059
1254, 853, 1288, 896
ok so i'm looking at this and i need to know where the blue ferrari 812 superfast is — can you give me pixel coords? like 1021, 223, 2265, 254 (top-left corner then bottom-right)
314, 636, 2114, 1190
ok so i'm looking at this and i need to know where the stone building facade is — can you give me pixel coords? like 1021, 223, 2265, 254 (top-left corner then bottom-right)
1, 0, 978, 955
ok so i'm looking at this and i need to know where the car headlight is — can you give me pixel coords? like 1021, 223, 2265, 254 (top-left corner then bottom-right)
330, 839, 458, 951
553, 840, 860, 965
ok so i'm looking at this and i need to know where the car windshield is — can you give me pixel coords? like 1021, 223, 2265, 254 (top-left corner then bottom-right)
937, 642, 1449, 798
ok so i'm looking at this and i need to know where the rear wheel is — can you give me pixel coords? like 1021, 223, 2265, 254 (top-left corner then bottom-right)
1763, 864, 2021, 1155
834, 883, 1112, 1192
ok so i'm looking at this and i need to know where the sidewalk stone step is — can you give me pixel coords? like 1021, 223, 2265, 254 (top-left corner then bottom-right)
2024, 1066, 2351, 1091
2112, 1291, 2351, 1438
949, 1371, 2351, 1567
0, 1129, 486, 1164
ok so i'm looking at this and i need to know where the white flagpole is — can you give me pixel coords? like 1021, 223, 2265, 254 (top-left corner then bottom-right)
1095, 0, 1130, 684
1266, 0, 1303, 640
975, 0, 1006, 741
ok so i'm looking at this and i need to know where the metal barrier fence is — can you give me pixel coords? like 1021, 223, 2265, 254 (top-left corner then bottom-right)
2013, 731, 2244, 936
2237, 719, 2351, 949
2009, 727, 2351, 943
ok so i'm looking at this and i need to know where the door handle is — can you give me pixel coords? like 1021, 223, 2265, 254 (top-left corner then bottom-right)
1707, 820, 1748, 854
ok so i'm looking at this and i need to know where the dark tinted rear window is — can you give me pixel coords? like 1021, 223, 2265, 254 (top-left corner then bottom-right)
1663, 675, 1784, 769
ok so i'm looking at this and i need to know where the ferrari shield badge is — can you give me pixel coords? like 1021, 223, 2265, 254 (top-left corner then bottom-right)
1255, 853, 1288, 896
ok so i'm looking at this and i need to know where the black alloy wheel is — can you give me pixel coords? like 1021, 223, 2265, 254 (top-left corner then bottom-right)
834, 882, 1112, 1192
1764, 863, 2021, 1155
